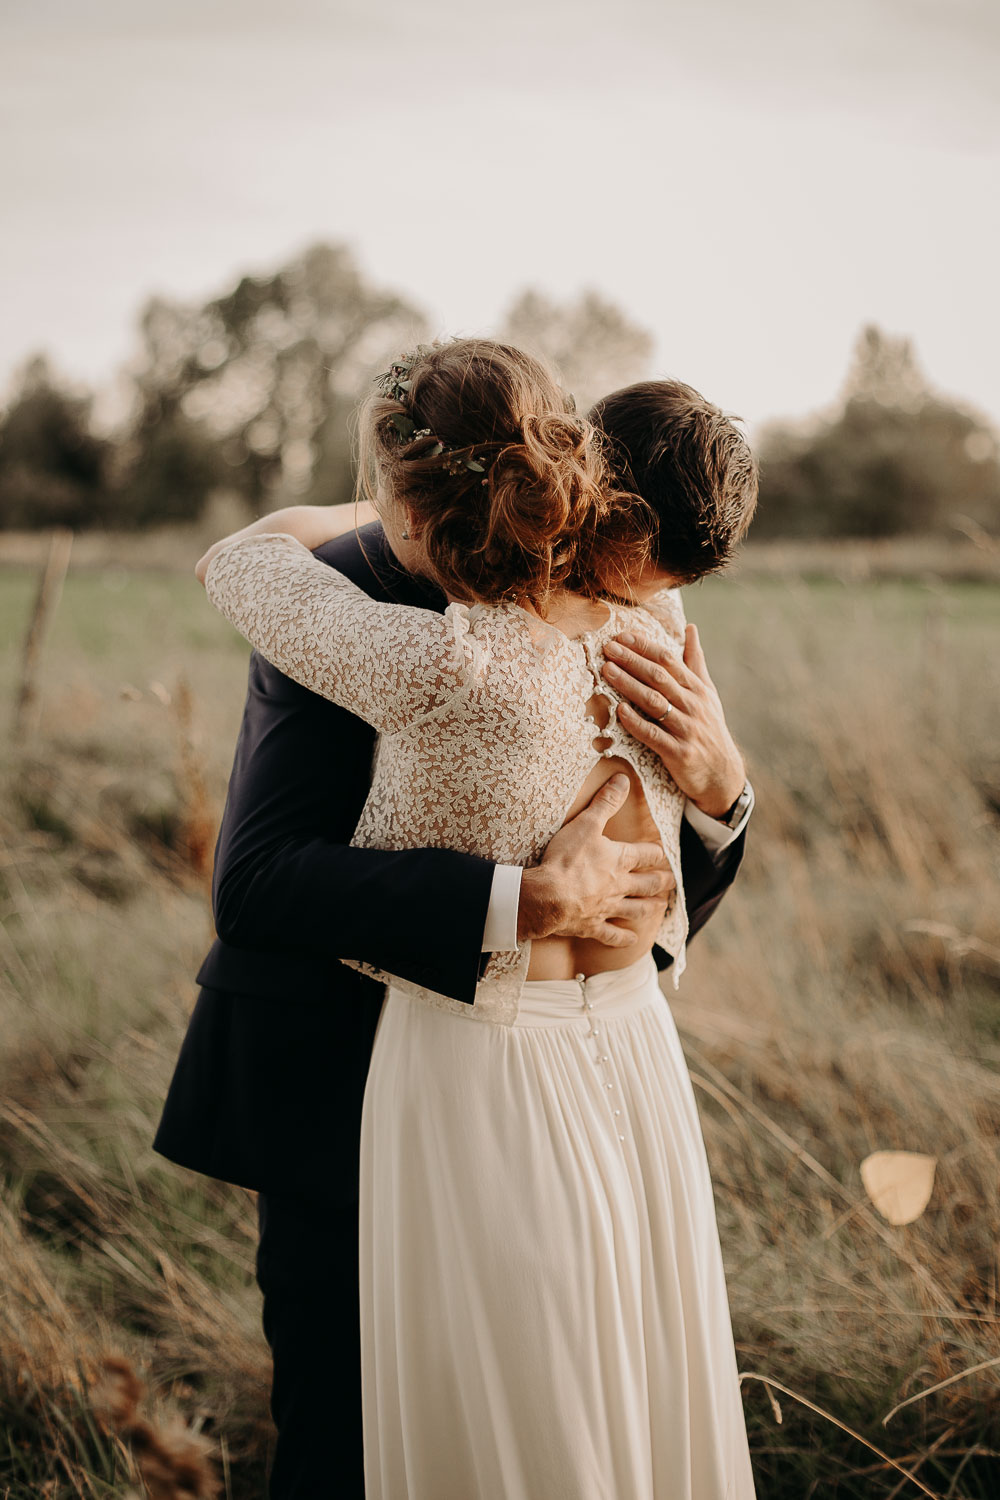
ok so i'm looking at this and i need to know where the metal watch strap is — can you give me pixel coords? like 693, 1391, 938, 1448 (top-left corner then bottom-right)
719, 781, 751, 828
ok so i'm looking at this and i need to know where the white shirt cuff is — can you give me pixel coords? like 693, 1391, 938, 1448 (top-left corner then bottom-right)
683, 781, 755, 852
482, 863, 523, 952
484, 786, 753, 951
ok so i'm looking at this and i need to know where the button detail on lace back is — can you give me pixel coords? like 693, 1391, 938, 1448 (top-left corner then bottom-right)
205, 532, 690, 1025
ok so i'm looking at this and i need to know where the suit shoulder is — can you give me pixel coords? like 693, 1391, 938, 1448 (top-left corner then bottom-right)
313, 521, 445, 610
312, 522, 389, 595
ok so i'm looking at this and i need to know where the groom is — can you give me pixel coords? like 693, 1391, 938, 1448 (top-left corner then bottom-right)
155, 378, 757, 1499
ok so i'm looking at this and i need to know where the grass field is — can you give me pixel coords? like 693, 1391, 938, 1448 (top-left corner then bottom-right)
1, 544, 999, 1497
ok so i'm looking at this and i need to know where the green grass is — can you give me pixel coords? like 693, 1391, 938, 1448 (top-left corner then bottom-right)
1, 549, 999, 1496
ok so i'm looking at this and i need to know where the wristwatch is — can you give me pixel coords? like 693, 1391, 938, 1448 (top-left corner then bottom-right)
716, 781, 753, 830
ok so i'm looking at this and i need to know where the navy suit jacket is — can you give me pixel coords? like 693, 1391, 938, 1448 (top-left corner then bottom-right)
154, 524, 745, 1199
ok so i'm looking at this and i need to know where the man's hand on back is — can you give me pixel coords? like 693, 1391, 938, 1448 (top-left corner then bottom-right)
517, 774, 673, 947
602, 624, 746, 820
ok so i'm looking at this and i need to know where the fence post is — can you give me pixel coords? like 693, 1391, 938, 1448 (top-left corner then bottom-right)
13, 527, 74, 741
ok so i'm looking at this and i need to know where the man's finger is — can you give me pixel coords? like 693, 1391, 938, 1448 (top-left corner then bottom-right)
602, 661, 677, 723
613, 629, 662, 660
622, 868, 674, 899
593, 923, 638, 949
683, 623, 712, 685
617, 700, 678, 756
582, 772, 631, 828
605, 637, 697, 699
617, 838, 668, 870
618, 897, 673, 924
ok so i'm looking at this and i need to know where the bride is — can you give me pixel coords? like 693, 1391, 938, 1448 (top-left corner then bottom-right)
196, 339, 757, 1499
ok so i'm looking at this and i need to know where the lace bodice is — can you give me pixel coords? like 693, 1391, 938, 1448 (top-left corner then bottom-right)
205, 533, 689, 1025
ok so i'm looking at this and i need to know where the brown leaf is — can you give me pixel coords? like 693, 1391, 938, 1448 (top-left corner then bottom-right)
860, 1151, 936, 1226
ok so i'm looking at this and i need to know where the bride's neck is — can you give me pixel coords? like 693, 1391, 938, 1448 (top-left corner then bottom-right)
443, 589, 628, 635
529, 590, 615, 634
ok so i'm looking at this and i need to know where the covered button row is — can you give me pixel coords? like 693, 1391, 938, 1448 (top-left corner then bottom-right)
575, 973, 626, 1141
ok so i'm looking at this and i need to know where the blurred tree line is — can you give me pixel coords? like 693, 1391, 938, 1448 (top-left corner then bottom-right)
0, 245, 425, 531
753, 326, 1000, 539
0, 246, 649, 534
1, 242, 998, 539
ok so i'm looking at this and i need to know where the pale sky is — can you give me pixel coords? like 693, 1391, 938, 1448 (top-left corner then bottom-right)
2, 0, 999, 431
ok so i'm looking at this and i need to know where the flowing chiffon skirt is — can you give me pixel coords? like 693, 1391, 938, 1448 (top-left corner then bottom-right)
359, 954, 756, 1499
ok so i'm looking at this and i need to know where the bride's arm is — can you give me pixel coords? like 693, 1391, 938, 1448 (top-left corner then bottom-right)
202, 531, 466, 735
195, 501, 379, 583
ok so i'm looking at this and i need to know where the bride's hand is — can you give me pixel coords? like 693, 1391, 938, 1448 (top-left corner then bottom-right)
195, 502, 378, 585
602, 626, 746, 820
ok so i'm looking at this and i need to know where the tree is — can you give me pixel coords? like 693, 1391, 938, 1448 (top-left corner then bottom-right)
301, 391, 360, 508
842, 324, 929, 410
112, 401, 225, 528
128, 243, 427, 508
500, 289, 653, 413
0, 356, 112, 529
755, 326, 1000, 539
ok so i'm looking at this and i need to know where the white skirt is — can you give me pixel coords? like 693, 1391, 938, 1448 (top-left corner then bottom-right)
359, 954, 756, 1500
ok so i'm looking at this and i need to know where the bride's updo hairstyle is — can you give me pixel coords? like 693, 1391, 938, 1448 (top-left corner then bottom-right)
358, 338, 653, 608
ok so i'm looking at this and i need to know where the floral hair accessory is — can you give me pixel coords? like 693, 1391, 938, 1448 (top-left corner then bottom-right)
375, 354, 419, 407
375, 351, 493, 477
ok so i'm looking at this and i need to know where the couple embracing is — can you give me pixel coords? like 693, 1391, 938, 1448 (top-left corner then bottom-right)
155, 339, 759, 1499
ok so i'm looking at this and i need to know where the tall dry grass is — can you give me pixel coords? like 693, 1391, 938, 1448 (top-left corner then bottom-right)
0, 550, 998, 1496
683, 569, 1000, 1496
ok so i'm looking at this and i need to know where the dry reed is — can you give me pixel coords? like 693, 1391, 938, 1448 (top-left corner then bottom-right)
0, 548, 997, 1496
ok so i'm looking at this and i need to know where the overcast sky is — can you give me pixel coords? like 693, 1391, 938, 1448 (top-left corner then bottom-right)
2, 0, 998, 430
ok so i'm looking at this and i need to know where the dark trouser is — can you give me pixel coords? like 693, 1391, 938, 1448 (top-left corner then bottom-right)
256, 1192, 365, 1499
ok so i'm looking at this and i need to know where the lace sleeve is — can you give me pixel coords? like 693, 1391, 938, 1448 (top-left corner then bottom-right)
204, 532, 469, 734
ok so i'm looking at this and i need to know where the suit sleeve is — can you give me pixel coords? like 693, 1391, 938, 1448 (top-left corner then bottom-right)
681, 816, 746, 942
215, 829, 494, 1005
654, 818, 746, 972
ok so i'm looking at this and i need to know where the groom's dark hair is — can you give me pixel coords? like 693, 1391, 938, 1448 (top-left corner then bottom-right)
589, 380, 758, 585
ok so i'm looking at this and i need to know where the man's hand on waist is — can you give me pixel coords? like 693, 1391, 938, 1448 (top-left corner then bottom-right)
515, 774, 673, 947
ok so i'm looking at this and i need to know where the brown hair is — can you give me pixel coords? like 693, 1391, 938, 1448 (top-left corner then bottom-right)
589, 380, 759, 585
358, 339, 653, 608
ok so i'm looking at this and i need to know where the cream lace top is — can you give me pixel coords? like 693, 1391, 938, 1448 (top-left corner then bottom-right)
205, 533, 689, 1025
